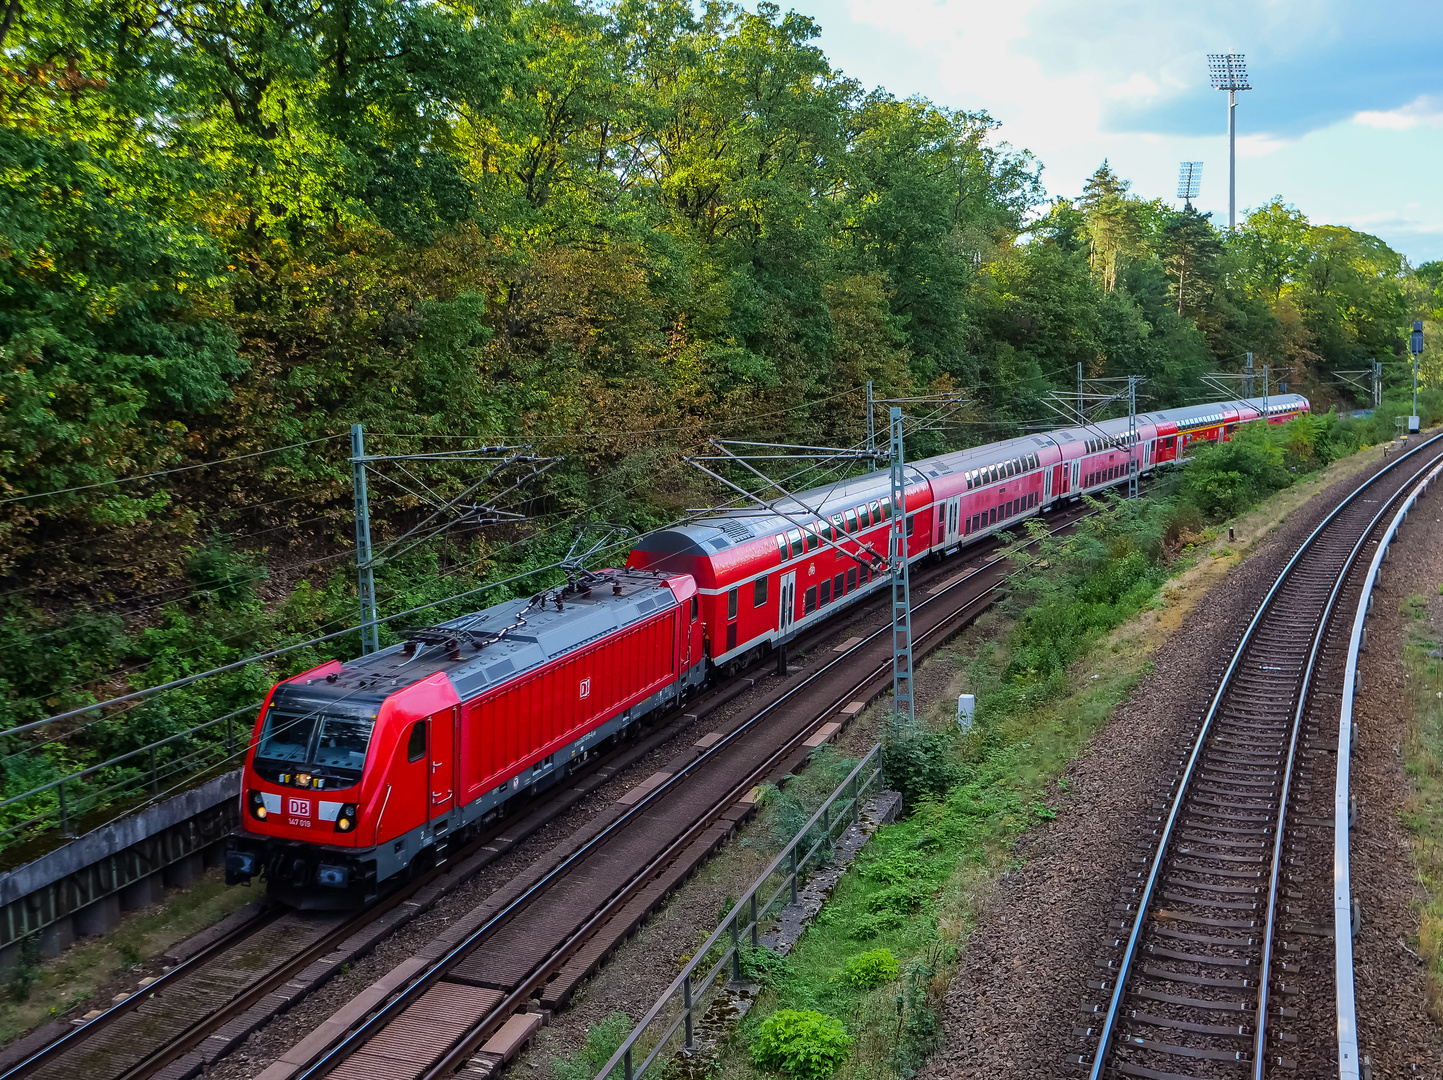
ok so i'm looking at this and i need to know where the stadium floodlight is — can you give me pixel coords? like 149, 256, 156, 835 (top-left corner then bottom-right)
1207, 52, 1251, 230
1177, 161, 1203, 207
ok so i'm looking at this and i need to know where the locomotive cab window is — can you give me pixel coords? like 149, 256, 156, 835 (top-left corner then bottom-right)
727, 588, 738, 619
754, 576, 768, 608
906, 514, 915, 537
406, 721, 426, 763
255, 705, 375, 786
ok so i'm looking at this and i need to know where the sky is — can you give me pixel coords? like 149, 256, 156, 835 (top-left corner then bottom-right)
793, 0, 1443, 264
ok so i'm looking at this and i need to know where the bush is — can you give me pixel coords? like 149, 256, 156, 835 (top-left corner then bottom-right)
882, 727, 958, 807
751, 1009, 852, 1080
839, 948, 899, 989
1178, 425, 1291, 519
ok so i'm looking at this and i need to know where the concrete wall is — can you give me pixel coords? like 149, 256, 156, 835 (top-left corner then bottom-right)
0, 771, 240, 971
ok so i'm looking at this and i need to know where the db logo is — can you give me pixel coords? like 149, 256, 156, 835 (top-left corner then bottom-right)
287, 798, 311, 817
579, 678, 592, 699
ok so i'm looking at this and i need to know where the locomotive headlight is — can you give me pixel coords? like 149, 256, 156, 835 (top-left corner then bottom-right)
247, 789, 268, 821
335, 803, 358, 832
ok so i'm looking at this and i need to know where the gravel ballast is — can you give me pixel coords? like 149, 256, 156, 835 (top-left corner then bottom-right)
927, 448, 1412, 1079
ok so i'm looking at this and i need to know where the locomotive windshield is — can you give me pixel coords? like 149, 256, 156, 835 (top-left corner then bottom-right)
254, 706, 374, 787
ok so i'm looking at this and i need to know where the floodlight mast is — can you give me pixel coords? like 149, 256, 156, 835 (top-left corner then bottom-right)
1207, 53, 1251, 230
1177, 161, 1202, 208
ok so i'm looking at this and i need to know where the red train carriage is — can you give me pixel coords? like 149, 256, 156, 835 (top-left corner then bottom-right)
227, 569, 704, 906
231, 393, 1309, 906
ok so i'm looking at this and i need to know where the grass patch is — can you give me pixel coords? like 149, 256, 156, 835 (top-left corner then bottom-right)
1402, 593, 1443, 1022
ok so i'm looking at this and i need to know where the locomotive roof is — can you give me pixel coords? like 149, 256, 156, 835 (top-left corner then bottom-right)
271, 569, 685, 715
634, 393, 1310, 558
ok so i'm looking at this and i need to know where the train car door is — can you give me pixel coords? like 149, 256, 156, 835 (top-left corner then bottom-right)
778, 571, 797, 636
944, 497, 961, 546
429, 707, 457, 818
1072, 460, 1081, 490
1043, 468, 1053, 502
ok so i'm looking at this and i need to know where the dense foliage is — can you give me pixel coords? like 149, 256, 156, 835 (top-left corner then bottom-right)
752, 1008, 852, 1080
1, 0, 1439, 844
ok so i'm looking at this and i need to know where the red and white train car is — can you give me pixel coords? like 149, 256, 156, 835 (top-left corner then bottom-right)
629, 394, 1309, 670
229, 393, 1307, 903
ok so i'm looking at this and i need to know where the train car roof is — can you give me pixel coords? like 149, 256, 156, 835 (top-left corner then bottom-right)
270, 569, 685, 715
634, 393, 1312, 557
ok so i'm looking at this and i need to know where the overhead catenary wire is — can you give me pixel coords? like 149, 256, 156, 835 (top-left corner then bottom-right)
0, 433, 347, 507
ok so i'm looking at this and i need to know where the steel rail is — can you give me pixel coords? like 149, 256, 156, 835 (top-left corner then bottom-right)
1250, 457, 1418, 1078
1332, 456, 1443, 1080
297, 503, 1092, 1080
0, 906, 287, 1080
1086, 430, 1443, 1080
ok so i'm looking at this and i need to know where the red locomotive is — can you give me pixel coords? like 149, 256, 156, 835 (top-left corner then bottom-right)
227, 394, 1307, 904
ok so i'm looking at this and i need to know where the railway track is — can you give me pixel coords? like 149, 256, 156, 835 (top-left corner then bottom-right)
1081, 433, 1443, 1080
293, 508, 1052, 1080
1, 493, 1105, 1080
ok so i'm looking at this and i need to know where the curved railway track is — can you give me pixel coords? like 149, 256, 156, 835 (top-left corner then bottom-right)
1, 493, 1111, 1080
1082, 433, 1443, 1080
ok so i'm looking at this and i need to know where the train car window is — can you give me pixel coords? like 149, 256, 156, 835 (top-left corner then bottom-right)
787, 530, 803, 558
988, 507, 997, 525
406, 721, 426, 763
868, 500, 880, 523
820, 579, 832, 605
965, 474, 973, 490
804, 587, 817, 615
846, 567, 858, 592
844, 508, 857, 533
690, 596, 699, 620
831, 514, 844, 536
754, 576, 768, 608
906, 514, 915, 537
776, 535, 788, 560
726, 624, 737, 651
727, 588, 738, 619
833, 572, 844, 598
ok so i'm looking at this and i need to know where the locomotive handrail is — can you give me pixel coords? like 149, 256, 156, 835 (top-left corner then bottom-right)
1086, 429, 1443, 1080
1332, 455, 1443, 1079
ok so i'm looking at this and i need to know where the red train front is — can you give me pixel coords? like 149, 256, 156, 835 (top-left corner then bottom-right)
226, 569, 705, 907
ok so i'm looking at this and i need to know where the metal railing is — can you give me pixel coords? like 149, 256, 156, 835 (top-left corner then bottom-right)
0, 702, 259, 847
595, 743, 885, 1080
1333, 453, 1443, 1080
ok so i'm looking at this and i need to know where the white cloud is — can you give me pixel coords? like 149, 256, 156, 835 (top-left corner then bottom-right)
1353, 94, 1443, 131
805, 0, 1443, 260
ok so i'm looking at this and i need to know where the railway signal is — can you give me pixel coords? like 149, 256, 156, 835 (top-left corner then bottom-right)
1411, 319, 1424, 432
